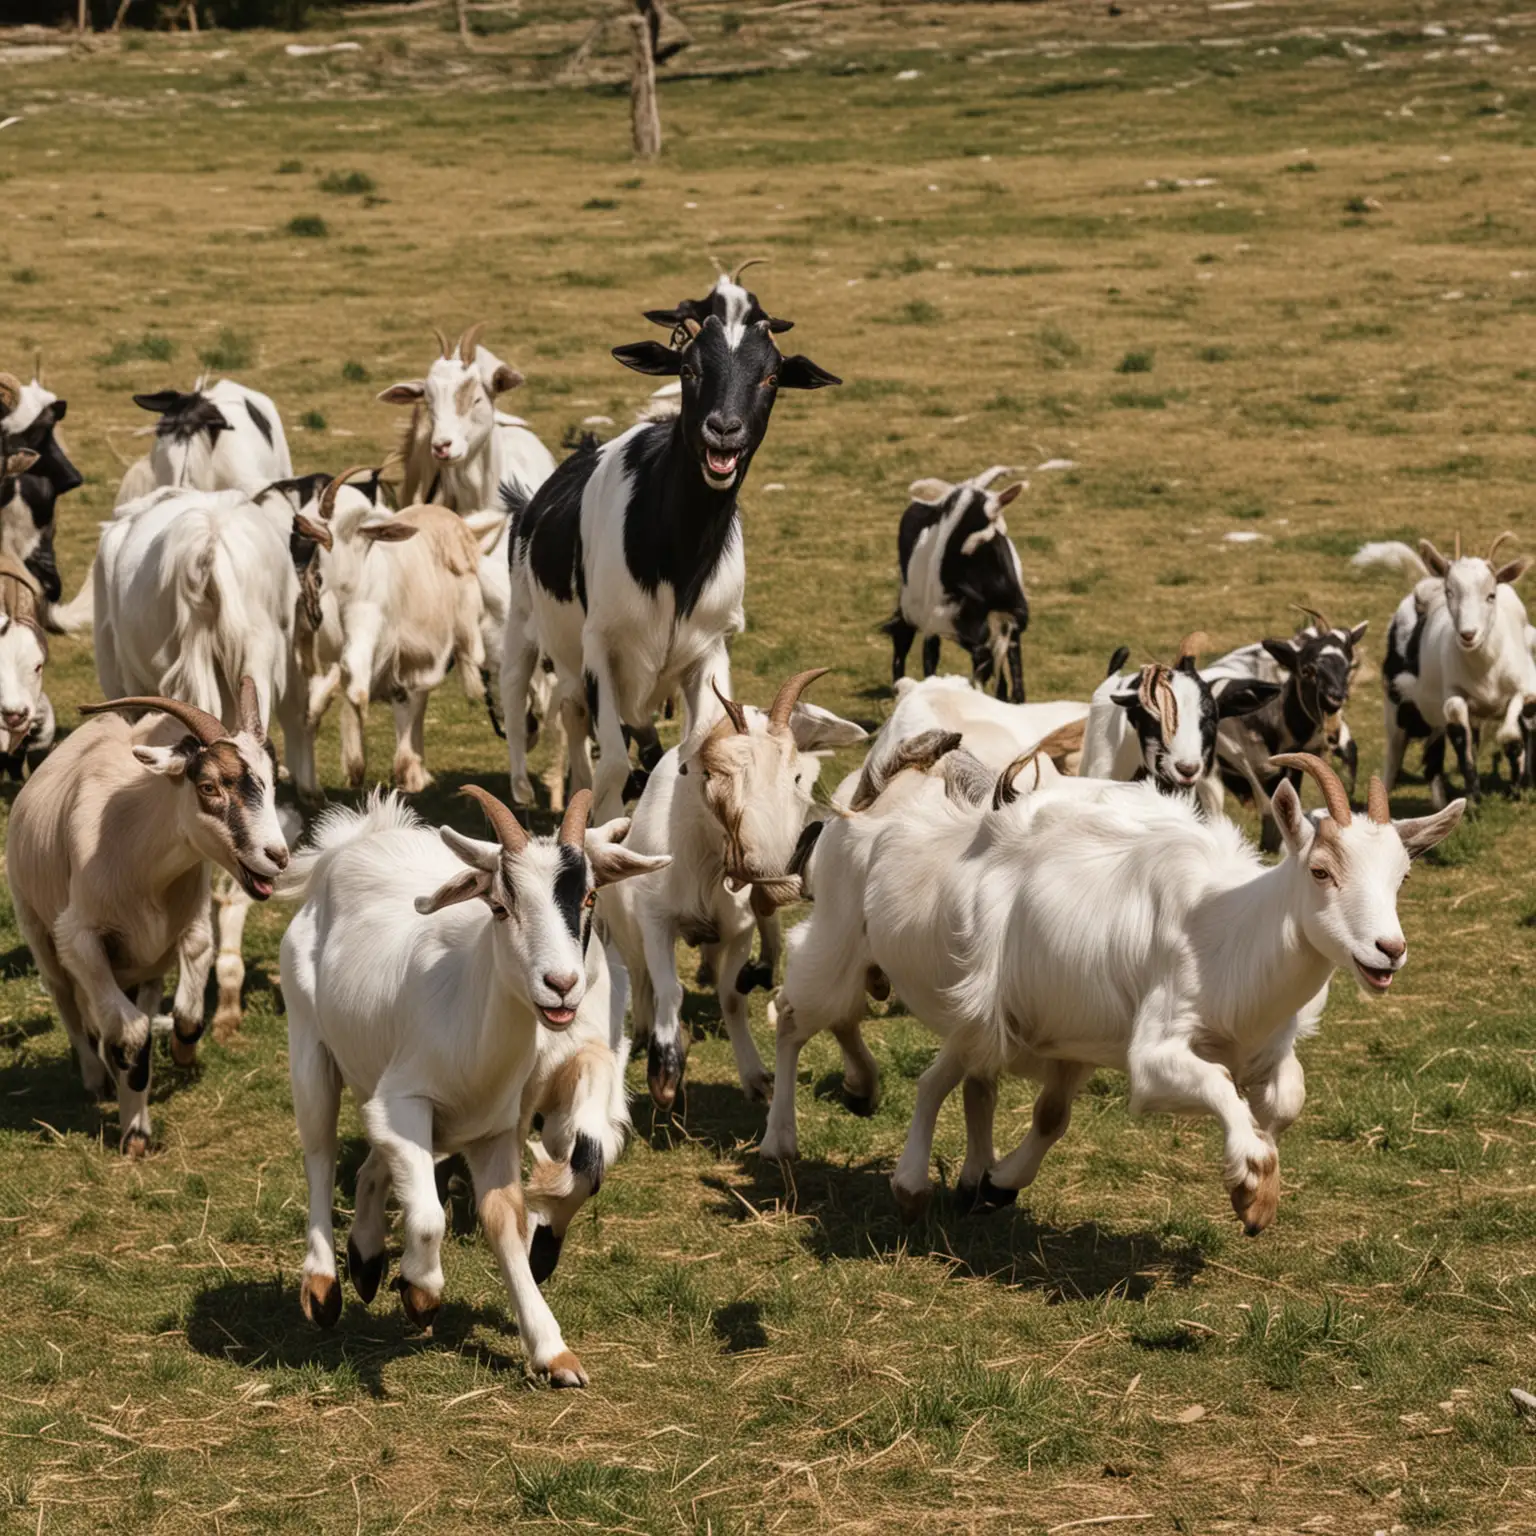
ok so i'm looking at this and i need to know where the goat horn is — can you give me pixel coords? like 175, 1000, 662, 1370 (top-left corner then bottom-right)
682, 317, 702, 340
80, 694, 227, 747
431, 325, 452, 360
1366, 774, 1391, 825
293, 512, 332, 551
558, 788, 592, 849
1488, 530, 1517, 567
237, 675, 264, 742
1454, 529, 1462, 561
992, 749, 1044, 810
1269, 751, 1352, 826
1291, 602, 1331, 633
460, 784, 529, 855
456, 321, 488, 362
317, 464, 372, 521
33, 350, 43, 388
0, 372, 21, 415
710, 676, 748, 735
731, 257, 767, 285
1177, 630, 1209, 664
768, 667, 829, 733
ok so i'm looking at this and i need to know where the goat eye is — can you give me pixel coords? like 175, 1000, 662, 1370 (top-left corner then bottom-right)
1301, 665, 1315, 679
761, 373, 778, 389
583, 889, 597, 910
489, 901, 509, 921
1309, 866, 1330, 884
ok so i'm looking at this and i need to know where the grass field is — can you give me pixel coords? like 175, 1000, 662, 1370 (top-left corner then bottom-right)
4, 2, 1536, 1530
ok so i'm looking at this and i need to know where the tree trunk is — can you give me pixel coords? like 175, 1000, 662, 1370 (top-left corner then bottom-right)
78, 0, 91, 32
628, 13, 661, 160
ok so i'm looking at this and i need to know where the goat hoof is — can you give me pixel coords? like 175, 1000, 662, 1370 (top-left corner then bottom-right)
393, 1275, 441, 1332
346, 1235, 387, 1304
843, 1088, 879, 1118
121, 1127, 151, 1160
529, 1225, 564, 1286
1228, 1149, 1280, 1236
734, 961, 774, 995
170, 1014, 205, 1067
300, 1272, 343, 1329
891, 1179, 932, 1225
211, 1005, 242, 1045
542, 1350, 588, 1389
647, 1040, 684, 1110
956, 1174, 1017, 1214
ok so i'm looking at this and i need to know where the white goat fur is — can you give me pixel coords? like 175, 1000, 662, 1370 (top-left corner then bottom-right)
761, 758, 1463, 1234
278, 792, 667, 1384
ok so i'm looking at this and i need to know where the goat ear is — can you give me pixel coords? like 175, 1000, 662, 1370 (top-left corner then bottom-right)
133, 390, 184, 415
768, 316, 795, 334
377, 381, 426, 406
1217, 679, 1282, 719
488, 364, 524, 396
1394, 799, 1465, 859
1261, 637, 1299, 671
642, 307, 684, 328
788, 701, 867, 753
585, 820, 671, 888
439, 825, 499, 873
1271, 778, 1313, 859
132, 743, 191, 779
1109, 689, 1140, 712
1348, 620, 1369, 646
1418, 539, 1450, 576
414, 867, 493, 914
993, 481, 1025, 510
3, 449, 38, 477
1496, 556, 1532, 586
908, 477, 951, 504
359, 517, 418, 544
776, 354, 841, 391
612, 342, 683, 377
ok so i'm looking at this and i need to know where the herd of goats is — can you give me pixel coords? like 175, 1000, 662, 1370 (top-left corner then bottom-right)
1, 269, 1528, 1385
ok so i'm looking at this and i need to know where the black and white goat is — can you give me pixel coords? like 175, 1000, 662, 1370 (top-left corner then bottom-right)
133, 379, 293, 493
884, 467, 1030, 702
1205, 607, 1367, 849
501, 273, 840, 817
1080, 633, 1280, 817
1, 368, 85, 610
1355, 532, 1536, 803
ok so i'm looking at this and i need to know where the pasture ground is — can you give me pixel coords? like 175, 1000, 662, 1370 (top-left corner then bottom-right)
3, 2, 1536, 1530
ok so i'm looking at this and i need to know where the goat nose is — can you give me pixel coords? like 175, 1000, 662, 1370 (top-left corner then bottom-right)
266, 844, 290, 871
543, 971, 579, 999
1376, 937, 1406, 963
1460, 629, 1477, 644
707, 413, 744, 438
1175, 760, 1201, 779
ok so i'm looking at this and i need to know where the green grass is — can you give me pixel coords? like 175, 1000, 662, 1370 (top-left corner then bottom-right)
3, 3, 1536, 1531
286, 214, 329, 238
318, 169, 376, 196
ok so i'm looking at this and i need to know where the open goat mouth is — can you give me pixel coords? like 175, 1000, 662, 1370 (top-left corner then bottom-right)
238, 864, 277, 901
703, 448, 740, 487
539, 1005, 576, 1028
1354, 960, 1396, 992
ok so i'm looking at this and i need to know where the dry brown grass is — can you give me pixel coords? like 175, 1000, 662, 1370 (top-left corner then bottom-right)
2, 3, 1536, 1531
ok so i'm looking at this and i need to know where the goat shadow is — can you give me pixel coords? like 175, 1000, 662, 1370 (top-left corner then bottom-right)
704, 1146, 1209, 1302
182, 1276, 528, 1399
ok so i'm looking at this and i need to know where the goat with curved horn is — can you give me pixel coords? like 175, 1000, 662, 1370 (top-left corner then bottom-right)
768, 667, 829, 733
1291, 602, 1332, 633
317, 464, 373, 521
1366, 774, 1391, 825
1269, 751, 1352, 824
731, 257, 768, 285
80, 694, 228, 746
456, 322, 488, 363
1488, 531, 1517, 567
0, 372, 21, 416
431, 325, 452, 360
461, 784, 530, 855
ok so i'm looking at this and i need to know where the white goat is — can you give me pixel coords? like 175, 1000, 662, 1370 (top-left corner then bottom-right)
762, 749, 1462, 1236
278, 787, 667, 1385
133, 378, 292, 493
7, 685, 288, 1153
834, 675, 1088, 808
93, 484, 307, 1037
1355, 532, 1536, 803
0, 554, 54, 776
380, 323, 555, 511
599, 668, 864, 1108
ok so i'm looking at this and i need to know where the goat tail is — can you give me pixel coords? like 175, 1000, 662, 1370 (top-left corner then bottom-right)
159, 515, 238, 717
1352, 540, 1428, 583
275, 788, 421, 903
43, 559, 95, 634
497, 479, 531, 537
